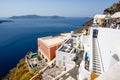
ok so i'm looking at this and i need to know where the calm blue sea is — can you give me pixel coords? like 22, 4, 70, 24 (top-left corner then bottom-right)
0, 17, 91, 78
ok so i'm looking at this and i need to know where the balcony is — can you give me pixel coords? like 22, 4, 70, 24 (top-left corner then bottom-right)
58, 38, 76, 54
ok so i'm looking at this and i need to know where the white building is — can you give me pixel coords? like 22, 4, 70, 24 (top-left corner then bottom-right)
79, 25, 120, 80
93, 14, 107, 24
111, 12, 120, 18
56, 34, 83, 72
96, 62, 120, 80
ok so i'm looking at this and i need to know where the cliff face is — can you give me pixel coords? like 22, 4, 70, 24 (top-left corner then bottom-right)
104, 2, 120, 14
3, 59, 34, 80
74, 19, 93, 33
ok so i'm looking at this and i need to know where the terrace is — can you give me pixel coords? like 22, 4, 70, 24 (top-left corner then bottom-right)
41, 65, 65, 80
58, 38, 77, 54
25, 52, 46, 72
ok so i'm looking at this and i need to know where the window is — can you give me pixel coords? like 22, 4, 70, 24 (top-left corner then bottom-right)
42, 55, 44, 58
93, 29, 98, 38
63, 56, 65, 60
45, 59, 48, 62
59, 60, 61, 66
63, 61, 65, 66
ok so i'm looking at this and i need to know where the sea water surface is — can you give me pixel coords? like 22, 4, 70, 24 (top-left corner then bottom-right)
0, 17, 91, 78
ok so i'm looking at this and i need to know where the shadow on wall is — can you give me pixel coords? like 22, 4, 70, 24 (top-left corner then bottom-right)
109, 54, 119, 68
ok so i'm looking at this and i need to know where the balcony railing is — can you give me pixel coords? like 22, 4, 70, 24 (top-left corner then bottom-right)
79, 61, 91, 80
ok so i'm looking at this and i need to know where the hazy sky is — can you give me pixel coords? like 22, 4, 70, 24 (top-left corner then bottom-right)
0, 0, 115, 17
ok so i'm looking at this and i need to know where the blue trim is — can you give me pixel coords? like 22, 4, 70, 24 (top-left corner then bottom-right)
85, 52, 89, 61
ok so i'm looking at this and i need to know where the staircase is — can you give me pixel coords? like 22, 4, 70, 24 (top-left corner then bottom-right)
92, 38, 102, 75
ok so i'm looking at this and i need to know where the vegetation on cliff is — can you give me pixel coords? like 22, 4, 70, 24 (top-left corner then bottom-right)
74, 19, 93, 33
104, 1, 120, 14
3, 59, 34, 80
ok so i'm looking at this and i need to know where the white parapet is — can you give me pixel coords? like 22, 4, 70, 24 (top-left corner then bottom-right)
79, 61, 91, 80
53, 61, 75, 80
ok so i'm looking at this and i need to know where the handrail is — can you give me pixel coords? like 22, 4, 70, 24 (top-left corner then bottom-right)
96, 38, 104, 72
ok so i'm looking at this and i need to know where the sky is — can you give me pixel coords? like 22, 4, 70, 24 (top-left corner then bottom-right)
0, 0, 116, 17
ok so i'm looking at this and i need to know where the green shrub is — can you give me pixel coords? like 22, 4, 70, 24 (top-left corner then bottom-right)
38, 56, 42, 61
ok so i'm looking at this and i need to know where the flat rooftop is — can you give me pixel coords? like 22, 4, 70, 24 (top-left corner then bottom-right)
59, 38, 74, 53
38, 33, 71, 47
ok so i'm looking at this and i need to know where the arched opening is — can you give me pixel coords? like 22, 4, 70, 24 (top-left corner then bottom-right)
109, 54, 119, 68
93, 29, 98, 38
112, 54, 119, 61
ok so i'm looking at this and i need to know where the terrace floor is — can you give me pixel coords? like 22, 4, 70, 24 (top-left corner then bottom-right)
41, 66, 64, 80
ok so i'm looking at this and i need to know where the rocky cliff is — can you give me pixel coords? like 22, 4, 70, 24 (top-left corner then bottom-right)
104, 1, 120, 14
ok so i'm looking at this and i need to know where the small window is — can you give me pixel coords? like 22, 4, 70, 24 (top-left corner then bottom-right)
63, 61, 65, 66
63, 56, 65, 60
42, 55, 44, 58
93, 29, 98, 38
59, 60, 61, 66
45, 59, 48, 62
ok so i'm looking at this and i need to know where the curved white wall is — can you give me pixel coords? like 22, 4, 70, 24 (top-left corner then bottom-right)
79, 61, 91, 80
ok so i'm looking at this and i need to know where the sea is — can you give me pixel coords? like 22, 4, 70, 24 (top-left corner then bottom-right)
0, 17, 91, 78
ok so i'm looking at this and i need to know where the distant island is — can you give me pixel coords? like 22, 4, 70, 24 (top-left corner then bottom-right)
0, 20, 13, 24
9, 15, 65, 19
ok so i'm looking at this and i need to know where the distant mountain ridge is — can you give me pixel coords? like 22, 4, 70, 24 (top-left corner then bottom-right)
9, 15, 65, 19
0, 20, 13, 24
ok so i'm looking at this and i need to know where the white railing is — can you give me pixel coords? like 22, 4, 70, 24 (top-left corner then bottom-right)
53, 61, 75, 80
30, 59, 56, 80
89, 28, 93, 72
79, 61, 91, 80
96, 38, 104, 73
